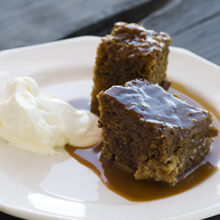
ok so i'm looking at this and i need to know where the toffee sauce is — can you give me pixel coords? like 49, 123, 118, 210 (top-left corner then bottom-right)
65, 83, 220, 202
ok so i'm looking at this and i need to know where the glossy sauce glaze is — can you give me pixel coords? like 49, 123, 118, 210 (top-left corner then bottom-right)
104, 79, 210, 129
66, 84, 220, 202
109, 22, 171, 58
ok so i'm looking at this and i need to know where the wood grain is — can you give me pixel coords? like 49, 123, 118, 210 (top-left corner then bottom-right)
140, 0, 220, 65
0, 0, 169, 50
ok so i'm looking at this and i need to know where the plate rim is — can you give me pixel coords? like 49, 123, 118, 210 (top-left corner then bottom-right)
0, 36, 220, 220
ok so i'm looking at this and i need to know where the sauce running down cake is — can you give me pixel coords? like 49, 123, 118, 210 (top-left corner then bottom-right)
91, 22, 172, 116
97, 79, 219, 183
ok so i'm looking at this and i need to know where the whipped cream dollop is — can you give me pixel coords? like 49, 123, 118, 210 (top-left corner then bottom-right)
0, 77, 101, 155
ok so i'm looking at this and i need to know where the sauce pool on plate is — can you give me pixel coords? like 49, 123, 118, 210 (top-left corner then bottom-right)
66, 83, 220, 202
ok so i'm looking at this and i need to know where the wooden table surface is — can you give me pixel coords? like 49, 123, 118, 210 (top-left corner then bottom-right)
0, 0, 220, 219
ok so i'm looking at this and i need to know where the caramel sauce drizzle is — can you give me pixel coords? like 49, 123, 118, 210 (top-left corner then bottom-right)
65, 83, 219, 202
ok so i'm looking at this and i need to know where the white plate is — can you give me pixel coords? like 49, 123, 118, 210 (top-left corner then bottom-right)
0, 36, 220, 220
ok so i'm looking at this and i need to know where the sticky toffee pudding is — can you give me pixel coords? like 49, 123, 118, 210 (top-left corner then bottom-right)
66, 85, 219, 201
91, 22, 172, 116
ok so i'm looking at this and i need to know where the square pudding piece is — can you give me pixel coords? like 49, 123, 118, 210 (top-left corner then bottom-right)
91, 22, 172, 115
97, 79, 218, 183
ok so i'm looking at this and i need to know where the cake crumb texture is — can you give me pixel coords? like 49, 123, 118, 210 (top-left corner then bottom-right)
97, 79, 218, 183
91, 22, 172, 115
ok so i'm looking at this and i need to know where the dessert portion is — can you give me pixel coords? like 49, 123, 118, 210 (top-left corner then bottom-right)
97, 79, 218, 183
0, 77, 101, 156
91, 22, 172, 115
